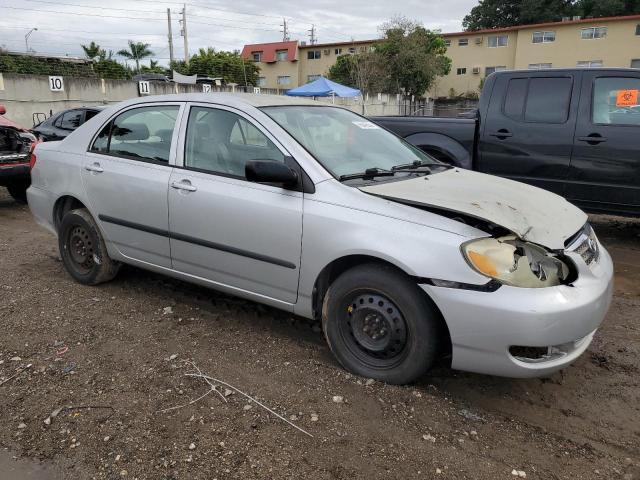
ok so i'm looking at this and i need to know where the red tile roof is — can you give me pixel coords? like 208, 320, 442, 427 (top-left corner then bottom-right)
240, 41, 298, 63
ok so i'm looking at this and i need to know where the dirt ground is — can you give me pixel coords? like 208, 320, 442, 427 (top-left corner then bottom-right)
1, 188, 639, 480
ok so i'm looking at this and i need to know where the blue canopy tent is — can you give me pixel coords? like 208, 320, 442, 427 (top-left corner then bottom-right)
285, 76, 361, 98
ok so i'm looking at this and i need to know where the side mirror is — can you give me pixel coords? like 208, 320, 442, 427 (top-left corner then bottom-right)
245, 160, 298, 187
0, 105, 6, 115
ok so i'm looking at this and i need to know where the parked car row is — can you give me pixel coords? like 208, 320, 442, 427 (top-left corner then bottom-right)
26, 92, 613, 384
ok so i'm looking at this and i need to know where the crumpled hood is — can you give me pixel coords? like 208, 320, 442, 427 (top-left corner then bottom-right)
359, 169, 587, 250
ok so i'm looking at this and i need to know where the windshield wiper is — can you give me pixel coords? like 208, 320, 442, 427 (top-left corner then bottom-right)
339, 167, 395, 182
391, 160, 452, 171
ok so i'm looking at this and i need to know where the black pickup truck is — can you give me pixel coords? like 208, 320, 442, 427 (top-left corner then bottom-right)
376, 68, 640, 217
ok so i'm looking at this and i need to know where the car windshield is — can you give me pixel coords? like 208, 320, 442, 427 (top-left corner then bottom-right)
260, 106, 440, 179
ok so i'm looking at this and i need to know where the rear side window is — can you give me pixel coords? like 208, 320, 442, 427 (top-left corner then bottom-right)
57, 110, 83, 130
90, 105, 179, 163
592, 77, 640, 125
502, 77, 572, 123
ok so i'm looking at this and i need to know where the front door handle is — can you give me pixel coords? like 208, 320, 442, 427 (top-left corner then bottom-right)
85, 162, 104, 173
171, 180, 197, 192
577, 134, 607, 145
489, 129, 513, 139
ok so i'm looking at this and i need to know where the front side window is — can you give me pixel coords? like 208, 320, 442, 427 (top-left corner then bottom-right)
581, 27, 607, 39
57, 110, 83, 130
262, 106, 438, 179
592, 77, 640, 125
488, 35, 508, 47
532, 31, 555, 43
184, 107, 284, 178
90, 105, 179, 163
275, 50, 287, 61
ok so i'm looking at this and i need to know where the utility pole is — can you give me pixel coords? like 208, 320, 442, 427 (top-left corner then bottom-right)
180, 4, 189, 65
280, 18, 289, 42
308, 24, 316, 45
167, 8, 174, 64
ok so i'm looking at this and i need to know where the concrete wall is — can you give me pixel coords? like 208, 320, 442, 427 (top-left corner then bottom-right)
0, 73, 204, 127
0, 73, 429, 127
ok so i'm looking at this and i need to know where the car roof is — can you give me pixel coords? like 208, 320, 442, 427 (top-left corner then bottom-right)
494, 67, 640, 75
116, 92, 322, 109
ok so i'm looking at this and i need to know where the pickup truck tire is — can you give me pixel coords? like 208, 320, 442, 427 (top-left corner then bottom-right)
58, 208, 120, 285
322, 263, 440, 384
7, 183, 28, 204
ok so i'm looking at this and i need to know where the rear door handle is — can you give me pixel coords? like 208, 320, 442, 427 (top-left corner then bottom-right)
489, 129, 513, 139
171, 180, 197, 192
85, 162, 103, 173
577, 134, 607, 144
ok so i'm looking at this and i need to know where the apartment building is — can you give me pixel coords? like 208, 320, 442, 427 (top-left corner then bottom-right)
241, 14, 640, 97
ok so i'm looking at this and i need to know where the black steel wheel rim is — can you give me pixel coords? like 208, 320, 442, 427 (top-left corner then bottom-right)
338, 290, 409, 369
66, 225, 95, 275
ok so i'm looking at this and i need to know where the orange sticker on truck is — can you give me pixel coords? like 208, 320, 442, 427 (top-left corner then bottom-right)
616, 89, 638, 107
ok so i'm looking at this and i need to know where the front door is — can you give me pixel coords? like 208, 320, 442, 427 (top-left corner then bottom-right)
478, 72, 580, 196
81, 103, 182, 267
567, 71, 640, 215
168, 104, 303, 304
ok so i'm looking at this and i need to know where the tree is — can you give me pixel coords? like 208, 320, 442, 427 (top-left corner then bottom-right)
172, 47, 259, 86
117, 40, 154, 73
140, 59, 168, 75
375, 17, 451, 97
462, 0, 640, 30
328, 53, 385, 96
81, 41, 105, 61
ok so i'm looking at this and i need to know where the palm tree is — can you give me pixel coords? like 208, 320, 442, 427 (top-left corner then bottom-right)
81, 41, 104, 61
117, 40, 154, 73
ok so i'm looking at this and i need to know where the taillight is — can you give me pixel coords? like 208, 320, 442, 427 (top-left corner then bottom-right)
29, 140, 40, 170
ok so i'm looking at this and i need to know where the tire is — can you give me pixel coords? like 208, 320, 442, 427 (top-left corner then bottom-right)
58, 208, 120, 285
7, 183, 28, 204
322, 263, 442, 384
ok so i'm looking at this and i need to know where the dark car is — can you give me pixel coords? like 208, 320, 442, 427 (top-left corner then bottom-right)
0, 104, 38, 203
33, 106, 104, 141
376, 68, 640, 217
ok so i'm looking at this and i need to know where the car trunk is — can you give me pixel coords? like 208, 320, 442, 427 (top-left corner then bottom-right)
0, 127, 32, 163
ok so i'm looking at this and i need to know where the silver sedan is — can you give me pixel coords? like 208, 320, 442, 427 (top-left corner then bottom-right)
27, 93, 613, 384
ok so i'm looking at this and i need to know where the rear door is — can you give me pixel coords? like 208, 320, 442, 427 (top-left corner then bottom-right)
82, 103, 183, 267
567, 71, 640, 215
478, 72, 580, 195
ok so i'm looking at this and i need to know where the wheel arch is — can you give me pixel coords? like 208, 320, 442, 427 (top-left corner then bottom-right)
404, 132, 472, 169
52, 195, 88, 232
311, 254, 452, 356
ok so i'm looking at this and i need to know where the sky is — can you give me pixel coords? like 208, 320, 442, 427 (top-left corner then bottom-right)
0, 0, 477, 66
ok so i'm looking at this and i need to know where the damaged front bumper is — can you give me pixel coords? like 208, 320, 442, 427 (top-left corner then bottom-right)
420, 245, 614, 378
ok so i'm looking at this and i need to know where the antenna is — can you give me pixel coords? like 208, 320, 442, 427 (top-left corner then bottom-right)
308, 24, 316, 45
280, 18, 290, 42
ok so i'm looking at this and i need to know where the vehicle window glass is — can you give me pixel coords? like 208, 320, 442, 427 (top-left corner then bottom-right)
262, 106, 437, 178
524, 77, 572, 123
91, 122, 111, 153
59, 110, 84, 130
184, 106, 284, 178
90, 105, 178, 162
84, 110, 99, 122
593, 77, 640, 125
503, 78, 528, 120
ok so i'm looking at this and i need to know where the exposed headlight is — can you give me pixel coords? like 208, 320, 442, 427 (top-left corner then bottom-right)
462, 236, 570, 288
